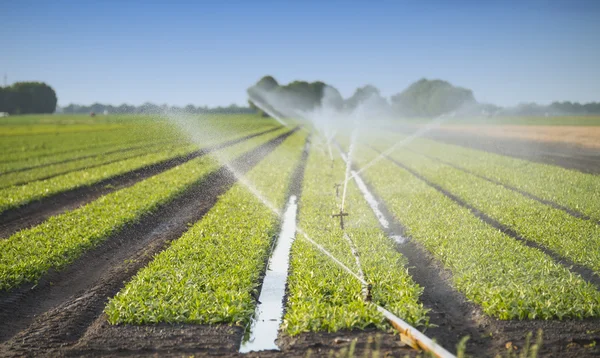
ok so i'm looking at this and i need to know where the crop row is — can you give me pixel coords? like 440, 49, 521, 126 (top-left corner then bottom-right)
386, 131, 600, 223
0, 128, 288, 290
0, 122, 178, 161
0, 125, 281, 215
282, 141, 428, 335
0, 122, 129, 136
0, 141, 189, 188
0, 135, 179, 173
105, 131, 307, 325
1, 118, 278, 174
350, 143, 600, 319
380, 145, 600, 275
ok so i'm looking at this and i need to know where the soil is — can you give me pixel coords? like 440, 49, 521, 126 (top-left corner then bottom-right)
438, 125, 600, 150
0, 126, 281, 238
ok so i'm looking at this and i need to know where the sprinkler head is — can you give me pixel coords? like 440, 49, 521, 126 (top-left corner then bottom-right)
363, 283, 373, 302
331, 209, 349, 230
334, 183, 342, 197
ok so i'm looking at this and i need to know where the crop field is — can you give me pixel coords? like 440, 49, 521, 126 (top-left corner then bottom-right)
0, 114, 599, 358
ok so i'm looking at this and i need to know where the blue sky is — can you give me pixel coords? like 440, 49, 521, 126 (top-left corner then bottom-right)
1, 0, 599, 107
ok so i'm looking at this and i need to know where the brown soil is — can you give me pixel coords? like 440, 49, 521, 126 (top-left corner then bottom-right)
0, 126, 282, 238
439, 125, 600, 150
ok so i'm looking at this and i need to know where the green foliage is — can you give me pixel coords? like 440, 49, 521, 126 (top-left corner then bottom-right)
282, 143, 428, 335
0, 124, 282, 214
0, 82, 57, 114
104, 131, 307, 325
388, 147, 600, 273
405, 136, 600, 222
247, 76, 343, 115
0, 140, 182, 188
0, 128, 286, 290
391, 78, 476, 117
350, 143, 600, 319
344, 85, 387, 111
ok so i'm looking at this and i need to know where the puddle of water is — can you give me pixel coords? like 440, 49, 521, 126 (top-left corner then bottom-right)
239, 195, 298, 353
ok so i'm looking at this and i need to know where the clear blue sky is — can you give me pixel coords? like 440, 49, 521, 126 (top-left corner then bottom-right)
2, 0, 599, 107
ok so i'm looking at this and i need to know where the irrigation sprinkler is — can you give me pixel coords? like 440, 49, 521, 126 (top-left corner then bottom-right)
331, 209, 349, 230
362, 283, 373, 302
334, 183, 341, 197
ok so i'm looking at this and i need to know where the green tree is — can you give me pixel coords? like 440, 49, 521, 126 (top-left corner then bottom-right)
0, 82, 57, 114
391, 78, 475, 117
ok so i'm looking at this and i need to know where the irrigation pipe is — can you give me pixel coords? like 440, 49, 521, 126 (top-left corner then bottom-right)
335, 142, 456, 358
375, 305, 455, 358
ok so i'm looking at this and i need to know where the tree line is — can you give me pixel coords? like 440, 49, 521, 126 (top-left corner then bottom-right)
247, 75, 600, 118
0, 82, 57, 114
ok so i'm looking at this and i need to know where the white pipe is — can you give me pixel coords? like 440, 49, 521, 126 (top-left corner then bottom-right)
376, 305, 455, 358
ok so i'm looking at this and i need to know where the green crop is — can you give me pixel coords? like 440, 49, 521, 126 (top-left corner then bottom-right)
0, 140, 187, 188
0, 127, 288, 290
0, 125, 279, 215
349, 143, 600, 320
105, 131, 307, 325
384, 148, 600, 274
387, 132, 600, 223
282, 142, 428, 335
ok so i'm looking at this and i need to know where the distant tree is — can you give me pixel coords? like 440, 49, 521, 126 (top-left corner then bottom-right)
391, 78, 475, 117
4, 82, 58, 114
247, 76, 343, 117
255, 75, 279, 91
344, 85, 387, 111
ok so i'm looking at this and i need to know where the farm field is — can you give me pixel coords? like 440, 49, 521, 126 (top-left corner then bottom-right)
401, 117, 600, 175
0, 114, 599, 357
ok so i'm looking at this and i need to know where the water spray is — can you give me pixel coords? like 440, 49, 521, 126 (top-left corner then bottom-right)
247, 93, 289, 127
344, 114, 451, 186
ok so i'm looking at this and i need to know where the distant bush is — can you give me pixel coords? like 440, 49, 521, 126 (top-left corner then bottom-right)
0, 82, 57, 115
